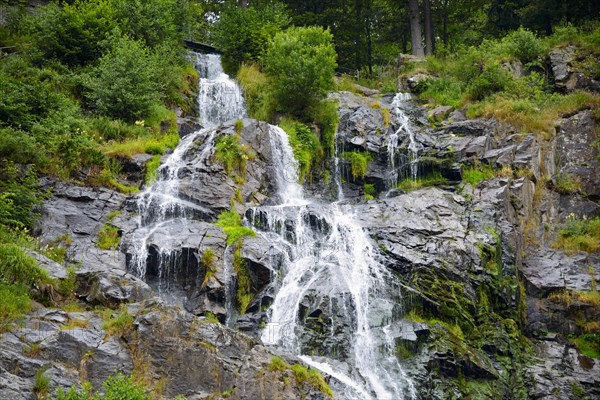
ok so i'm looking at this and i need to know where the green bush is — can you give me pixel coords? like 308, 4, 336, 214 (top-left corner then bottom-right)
503, 28, 543, 64
0, 283, 31, 330
212, 3, 290, 73
279, 119, 323, 183
0, 162, 45, 229
84, 35, 161, 122
0, 243, 49, 287
341, 151, 372, 180
27, 1, 116, 67
0, 128, 46, 166
111, 0, 179, 48
215, 210, 256, 246
57, 372, 147, 400
419, 77, 464, 107
214, 134, 252, 180
467, 65, 511, 101
264, 26, 337, 115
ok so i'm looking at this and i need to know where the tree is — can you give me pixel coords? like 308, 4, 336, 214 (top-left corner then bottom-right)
423, 0, 433, 55
211, 2, 290, 74
263, 26, 337, 115
84, 35, 161, 122
408, 0, 423, 55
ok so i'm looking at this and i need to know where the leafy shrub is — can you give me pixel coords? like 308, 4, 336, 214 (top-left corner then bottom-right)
363, 183, 376, 200
215, 211, 256, 246
553, 216, 600, 255
84, 35, 161, 122
503, 28, 543, 64
279, 119, 323, 183
419, 77, 464, 107
237, 63, 276, 122
0, 162, 45, 229
0, 73, 77, 132
264, 26, 337, 115
467, 64, 511, 101
341, 151, 372, 180
57, 372, 147, 400
111, 0, 179, 48
97, 224, 121, 250
0, 128, 47, 166
27, 1, 116, 67
212, 3, 290, 73
214, 134, 252, 180
0, 283, 31, 330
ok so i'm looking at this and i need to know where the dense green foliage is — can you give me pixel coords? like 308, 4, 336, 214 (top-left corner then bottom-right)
56, 372, 148, 400
341, 151, 371, 180
408, 25, 600, 134
215, 210, 256, 246
264, 26, 337, 114
0, 0, 197, 188
214, 134, 253, 182
84, 35, 162, 122
212, 2, 290, 74
279, 118, 323, 182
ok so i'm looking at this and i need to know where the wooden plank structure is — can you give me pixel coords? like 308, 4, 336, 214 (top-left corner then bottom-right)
183, 40, 221, 54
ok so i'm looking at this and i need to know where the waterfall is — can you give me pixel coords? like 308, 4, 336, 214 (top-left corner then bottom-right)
255, 125, 416, 399
128, 53, 415, 398
191, 53, 247, 127
388, 93, 421, 187
128, 52, 245, 291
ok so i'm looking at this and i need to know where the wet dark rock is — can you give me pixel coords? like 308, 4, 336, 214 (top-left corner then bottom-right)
555, 110, 600, 198
35, 180, 127, 271
0, 302, 331, 399
118, 154, 153, 186
177, 116, 203, 137
427, 105, 454, 122
526, 341, 600, 399
75, 268, 154, 307
549, 46, 600, 93
176, 119, 276, 215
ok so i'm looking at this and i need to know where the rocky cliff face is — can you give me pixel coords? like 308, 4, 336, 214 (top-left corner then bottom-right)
2, 49, 599, 399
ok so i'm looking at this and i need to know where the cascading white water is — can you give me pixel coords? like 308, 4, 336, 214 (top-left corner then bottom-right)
129, 52, 246, 285
128, 53, 415, 398
388, 93, 421, 186
257, 127, 416, 399
191, 53, 247, 127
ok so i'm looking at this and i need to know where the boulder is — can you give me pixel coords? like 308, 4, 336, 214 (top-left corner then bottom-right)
549, 46, 600, 93
75, 268, 154, 307
427, 105, 454, 122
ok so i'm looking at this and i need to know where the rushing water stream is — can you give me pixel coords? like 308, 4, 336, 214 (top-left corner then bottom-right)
128, 53, 416, 399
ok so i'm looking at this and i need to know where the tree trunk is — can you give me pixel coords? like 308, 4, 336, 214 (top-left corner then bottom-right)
408, 0, 424, 56
442, 0, 448, 47
365, 0, 373, 75
423, 0, 433, 55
